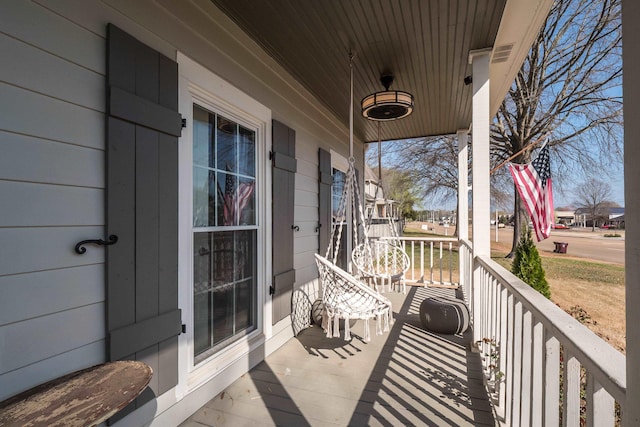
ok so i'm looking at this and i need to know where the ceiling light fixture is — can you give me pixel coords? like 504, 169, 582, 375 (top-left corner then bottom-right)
361, 74, 414, 121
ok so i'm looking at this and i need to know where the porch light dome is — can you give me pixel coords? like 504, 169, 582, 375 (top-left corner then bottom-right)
361, 74, 414, 121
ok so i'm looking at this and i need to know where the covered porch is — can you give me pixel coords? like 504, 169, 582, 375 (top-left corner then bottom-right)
183, 0, 631, 424
182, 285, 494, 427
182, 233, 627, 426
2, 0, 638, 425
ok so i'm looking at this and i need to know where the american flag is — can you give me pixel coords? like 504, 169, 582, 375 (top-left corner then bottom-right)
221, 172, 255, 226
508, 143, 554, 241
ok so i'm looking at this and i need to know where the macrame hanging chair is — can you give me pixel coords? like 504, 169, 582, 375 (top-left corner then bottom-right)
352, 125, 410, 293
314, 52, 394, 342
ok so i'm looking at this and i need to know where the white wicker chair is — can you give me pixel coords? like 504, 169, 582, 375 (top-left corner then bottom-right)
315, 253, 393, 341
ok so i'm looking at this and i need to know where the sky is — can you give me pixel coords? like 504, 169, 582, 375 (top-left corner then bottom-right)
368, 140, 626, 213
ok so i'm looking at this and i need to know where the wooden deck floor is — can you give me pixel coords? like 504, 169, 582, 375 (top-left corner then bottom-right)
180, 286, 495, 427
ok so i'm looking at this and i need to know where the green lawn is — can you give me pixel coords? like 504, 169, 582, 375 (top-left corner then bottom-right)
491, 253, 625, 286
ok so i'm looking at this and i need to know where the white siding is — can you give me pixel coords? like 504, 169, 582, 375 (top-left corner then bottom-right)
0, 1, 107, 400
0, 0, 362, 423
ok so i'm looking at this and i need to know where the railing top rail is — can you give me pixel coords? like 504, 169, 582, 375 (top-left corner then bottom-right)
383, 236, 458, 243
458, 238, 472, 249
476, 254, 626, 404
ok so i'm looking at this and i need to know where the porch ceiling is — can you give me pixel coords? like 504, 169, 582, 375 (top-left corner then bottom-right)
210, 0, 552, 143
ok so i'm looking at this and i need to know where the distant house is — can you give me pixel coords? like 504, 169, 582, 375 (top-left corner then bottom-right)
574, 206, 625, 228
364, 166, 402, 238
555, 206, 576, 225
364, 166, 399, 220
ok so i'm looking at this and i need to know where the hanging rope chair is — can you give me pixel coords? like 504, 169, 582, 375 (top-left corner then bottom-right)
316, 155, 394, 341
353, 123, 410, 293
314, 52, 394, 342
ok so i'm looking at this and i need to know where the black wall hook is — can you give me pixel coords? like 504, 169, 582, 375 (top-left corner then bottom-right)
75, 235, 119, 254
291, 225, 300, 232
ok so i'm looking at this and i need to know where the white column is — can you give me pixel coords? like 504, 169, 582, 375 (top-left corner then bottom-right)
470, 49, 491, 345
622, 2, 639, 425
457, 130, 469, 241
470, 49, 492, 257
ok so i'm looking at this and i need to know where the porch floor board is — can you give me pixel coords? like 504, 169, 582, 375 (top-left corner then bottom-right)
181, 286, 494, 427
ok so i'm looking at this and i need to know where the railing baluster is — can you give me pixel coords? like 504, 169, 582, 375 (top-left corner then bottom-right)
497, 284, 508, 418
545, 335, 560, 426
505, 292, 515, 426
564, 353, 581, 426
531, 320, 544, 425
430, 241, 434, 284
448, 241, 453, 284
520, 310, 533, 426
586, 374, 615, 427
439, 241, 443, 284
419, 240, 424, 283
411, 240, 415, 282
512, 301, 524, 425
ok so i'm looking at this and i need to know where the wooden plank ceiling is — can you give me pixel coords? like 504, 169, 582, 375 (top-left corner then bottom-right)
210, 0, 506, 143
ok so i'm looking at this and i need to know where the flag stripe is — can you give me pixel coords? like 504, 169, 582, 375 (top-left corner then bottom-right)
509, 144, 553, 241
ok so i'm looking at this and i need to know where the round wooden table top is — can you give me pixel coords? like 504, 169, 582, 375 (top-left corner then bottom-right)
0, 360, 152, 427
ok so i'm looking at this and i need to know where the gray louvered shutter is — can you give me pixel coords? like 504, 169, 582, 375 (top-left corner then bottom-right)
271, 120, 297, 324
318, 148, 332, 255
105, 24, 182, 419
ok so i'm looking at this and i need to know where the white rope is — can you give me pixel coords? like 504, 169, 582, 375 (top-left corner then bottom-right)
315, 253, 393, 342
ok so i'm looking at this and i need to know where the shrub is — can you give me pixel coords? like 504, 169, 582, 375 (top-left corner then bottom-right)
604, 233, 621, 238
511, 229, 551, 298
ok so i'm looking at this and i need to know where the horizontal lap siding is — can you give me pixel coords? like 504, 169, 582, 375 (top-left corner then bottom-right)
0, 0, 365, 411
0, 1, 107, 400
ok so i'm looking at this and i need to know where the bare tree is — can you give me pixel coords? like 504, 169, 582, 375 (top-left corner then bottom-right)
368, 136, 511, 237
492, 0, 622, 256
574, 178, 612, 231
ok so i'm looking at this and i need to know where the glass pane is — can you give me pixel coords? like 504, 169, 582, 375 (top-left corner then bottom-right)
332, 169, 346, 221
235, 230, 256, 282
212, 282, 234, 345
212, 232, 235, 286
193, 167, 216, 227
238, 126, 255, 177
217, 116, 237, 172
193, 106, 213, 167
217, 172, 237, 226
237, 177, 255, 226
193, 232, 212, 356
331, 168, 347, 269
235, 278, 253, 332
193, 231, 257, 359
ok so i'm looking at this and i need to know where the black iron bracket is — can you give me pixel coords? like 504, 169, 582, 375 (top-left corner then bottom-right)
269, 285, 275, 295
75, 234, 119, 254
291, 225, 300, 232
315, 223, 322, 233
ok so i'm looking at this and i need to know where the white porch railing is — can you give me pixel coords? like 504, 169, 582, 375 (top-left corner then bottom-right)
474, 255, 626, 426
382, 236, 460, 287
381, 234, 626, 425
367, 221, 403, 239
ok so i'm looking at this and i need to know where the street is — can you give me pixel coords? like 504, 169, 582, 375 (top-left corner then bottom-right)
492, 227, 625, 265
411, 223, 625, 265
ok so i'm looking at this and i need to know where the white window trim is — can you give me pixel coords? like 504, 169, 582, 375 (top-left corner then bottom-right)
330, 149, 348, 173
177, 53, 272, 396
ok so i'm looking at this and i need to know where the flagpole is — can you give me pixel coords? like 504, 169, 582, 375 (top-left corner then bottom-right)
490, 136, 548, 175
